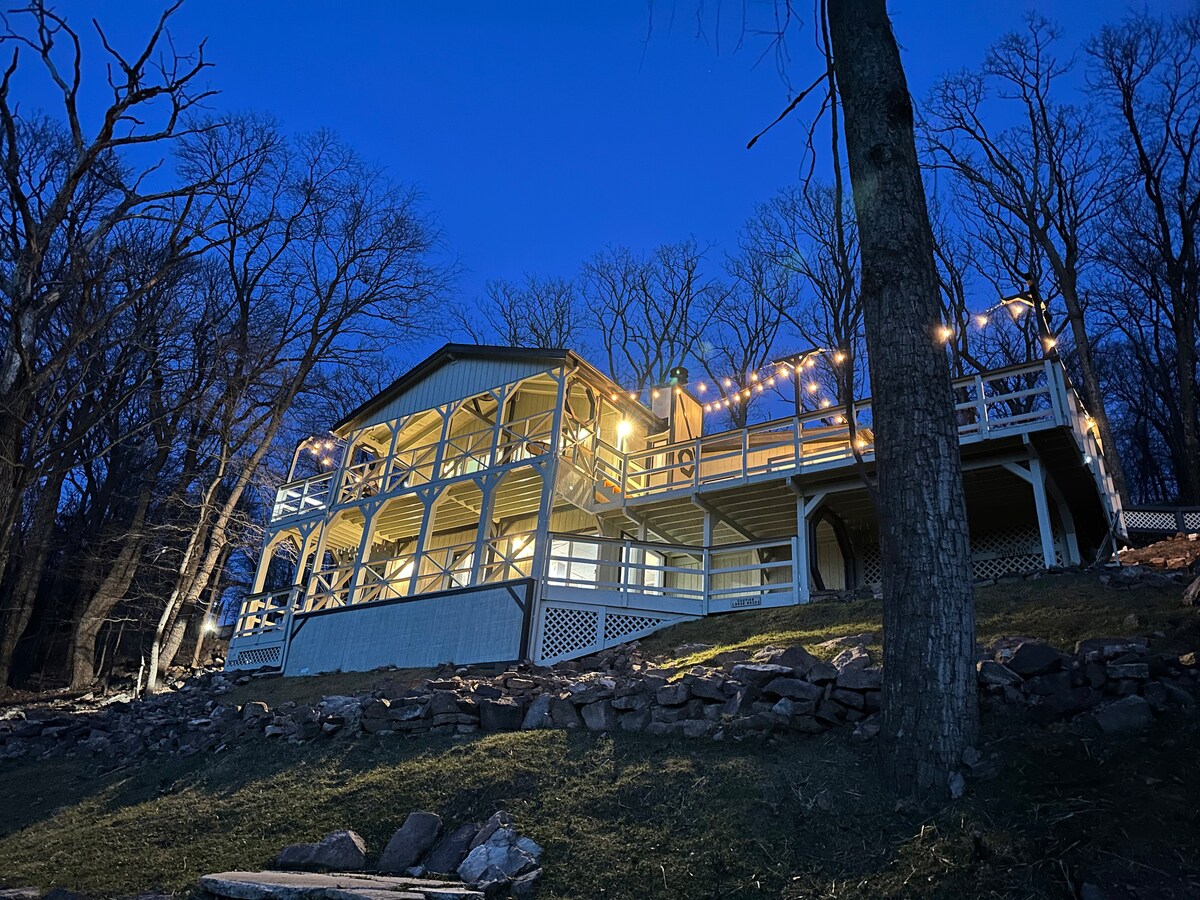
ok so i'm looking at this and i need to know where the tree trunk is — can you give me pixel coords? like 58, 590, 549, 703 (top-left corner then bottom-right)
826, 0, 978, 800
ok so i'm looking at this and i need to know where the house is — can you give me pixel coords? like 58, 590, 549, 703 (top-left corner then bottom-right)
225, 344, 1124, 675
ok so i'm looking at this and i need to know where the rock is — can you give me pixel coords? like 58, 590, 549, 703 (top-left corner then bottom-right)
831, 646, 872, 671
457, 827, 538, 885
816, 633, 874, 650
836, 667, 882, 691
241, 701, 270, 720
655, 683, 690, 705
806, 662, 838, 684
729, 663, 794, 685
548, 697, 582, 728
469, 811, 513, 850
0, 890, 40, 900
378, 811, 443, 873
314, 696, 361, 735
762, 677, 822, 701
851, 720, 879, 740
1007, 641, 1062, 677
1091, 695, 1154, 735
948, 771, 965, 799
509, 867, 542, 899
683, 674, 726, 701
198, 870, 483, 900
977, 660, 1023, 686
274, 829, 368, 871
425, 822, 479, 875
611, 692, 649, 711
1161, 681, 1195, 706
1075, 636, 1147, 661
520, 694, 553, 730
478, 699, 522, 732
1183, 575, 1200, 607
427, 691, 462, 717
757, 645, 820, 674
580, 700, 617, 731
1105, 662, 1149, 681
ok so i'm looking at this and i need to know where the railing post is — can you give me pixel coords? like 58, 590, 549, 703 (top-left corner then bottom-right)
621, 539, 632, 607
702, 546, 711, 615
693, 436, 702, 491
793, 416, 802, 469
974, 374, 987, 436
791, 534, 803, 605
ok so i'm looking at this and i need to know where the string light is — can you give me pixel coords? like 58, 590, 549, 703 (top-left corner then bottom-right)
937, 325, 954, 343
806, 382, 819, 394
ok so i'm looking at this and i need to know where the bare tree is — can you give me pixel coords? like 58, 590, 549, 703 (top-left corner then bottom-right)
923, 13, 1128, 500
698, 251, 785, 427
580, 240, 716, 389
1089, 12, 1200, 503
456, 275, 581, 348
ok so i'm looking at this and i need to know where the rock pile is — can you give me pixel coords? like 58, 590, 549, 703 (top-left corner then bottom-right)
263, 810, 542, 898
978, 635, 1197, 732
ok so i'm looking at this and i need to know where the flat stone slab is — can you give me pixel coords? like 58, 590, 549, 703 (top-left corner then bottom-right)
199, 870, 484, 900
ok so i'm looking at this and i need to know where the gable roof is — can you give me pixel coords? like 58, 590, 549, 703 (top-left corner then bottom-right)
334, 344, 571, 432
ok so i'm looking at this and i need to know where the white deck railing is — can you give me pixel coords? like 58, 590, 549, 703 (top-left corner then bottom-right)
269, 359, 1084, 523
564, 360, 1069, 508
542, 532, 803, 616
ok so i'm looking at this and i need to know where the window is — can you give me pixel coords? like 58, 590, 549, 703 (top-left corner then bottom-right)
549, 538, 599, 585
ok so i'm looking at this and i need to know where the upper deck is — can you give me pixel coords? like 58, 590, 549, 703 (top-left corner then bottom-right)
267, 359, 1119, 528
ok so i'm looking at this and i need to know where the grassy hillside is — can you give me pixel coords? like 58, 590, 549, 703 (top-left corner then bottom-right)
1, 573, 1197, 899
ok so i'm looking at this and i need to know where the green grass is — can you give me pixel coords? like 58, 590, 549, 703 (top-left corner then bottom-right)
1, 573, 1198, 899
643, 573, 1198, 670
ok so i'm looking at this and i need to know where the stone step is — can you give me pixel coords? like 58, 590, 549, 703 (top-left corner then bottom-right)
198, 870, 484, 900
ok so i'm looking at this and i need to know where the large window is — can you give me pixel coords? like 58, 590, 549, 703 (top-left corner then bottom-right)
548, 537, 599, 585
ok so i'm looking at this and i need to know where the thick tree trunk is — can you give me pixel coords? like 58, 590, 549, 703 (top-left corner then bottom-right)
826, 0, 978, 800
68, 540, 144, 690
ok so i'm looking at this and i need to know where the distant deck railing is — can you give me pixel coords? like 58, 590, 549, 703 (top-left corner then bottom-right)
565, 359, 1076, 508
1123, 506, 1200, 535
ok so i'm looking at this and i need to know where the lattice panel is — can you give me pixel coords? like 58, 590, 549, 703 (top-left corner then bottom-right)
233, 646, 281, 668
1125, 510, 1178, 530
860, 525, 1060, 587
862, 545, 882, 586
539, 606, 600, 661
1183, 512, 1200, 530
604, 612, 668, 643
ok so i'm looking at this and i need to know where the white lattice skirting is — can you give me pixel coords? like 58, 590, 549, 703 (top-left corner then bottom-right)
534, 602, 692, 665
227, 643, 283, 670
862, 524, 1063, 587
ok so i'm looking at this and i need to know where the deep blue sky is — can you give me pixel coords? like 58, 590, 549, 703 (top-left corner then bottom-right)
24, 2, 1186, 324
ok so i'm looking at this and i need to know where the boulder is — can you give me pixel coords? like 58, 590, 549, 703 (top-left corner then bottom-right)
520, 694, 553, 730
831, 646, 872, 671
762, 677, 822, 701
757, 645, 820, 674
683, 674, 727, 701
1075, 636, 1148, 661
378, 811, 443, 873
1105, 662, 1149, 681
1008, 641, 1062, 677
470, 811, 514, 850
836, 668, 882, 691
241, 701, 270, 720
549, 697, 583, 728
806, 662, 838, 684
1183, 574, 1200, 607
316, 697, 362, 733
655, 683, 690, 706
1091, 695, 1154, 735
274, 829, 368, 871
581, 700, 617, 731
425, 822, 479, 875
977, 660, 1023, 686
457, 827, 539, 886
478, 699, 523, 732
729, 663, 794, 685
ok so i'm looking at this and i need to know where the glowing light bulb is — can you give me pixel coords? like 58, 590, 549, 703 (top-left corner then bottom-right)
834, 351, 846, 363
629, 392, 638, 401
975, 315, 989, 327
722, 378, 732, 388
806, 382, 819, 393
750, 372, 759, 382
821, 398, 832, 408
777, 366, 788, 377
617, 420, 633, 440
1044, 336, 1057, 349
767, 376, 776, 386
937, 325, 953, 342
610, 392, 618, 401
652, 389, 660, 399
755, 383, 764, 392
697, 383, 706, 393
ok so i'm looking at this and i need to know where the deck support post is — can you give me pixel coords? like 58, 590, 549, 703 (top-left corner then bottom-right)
1028, 457, 1058, 568
344, 499, 384, 607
